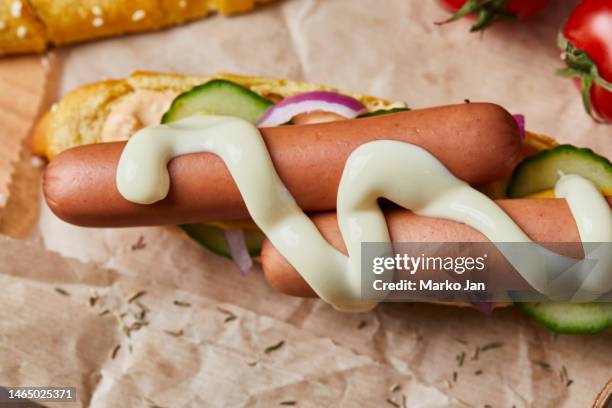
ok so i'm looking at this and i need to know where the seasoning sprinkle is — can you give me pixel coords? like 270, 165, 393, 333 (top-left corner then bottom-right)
98, 309, 110, 317
280, 401, 296, 406
16, 25, 27, 38
536, 361, 552, 371
11, 1, 22, 18
115, 312, 131, 338
472, 346, 480, 360
144, 397, 167, 408
464, 99, 471, 104
357, 320, 367, 330
164, 329, 184, 337
127, 290, 147, 303
132, 9, 146, 21
385, 398, 400, 408
247, 361, 258, 367
111, 344, 120, 359
456, 351, 466, 367
402, 395, 407, 408
131, 236, 147, 250
452, 371, 458, 382
173, 300, 191, 307
134, 302, 148, 321
559, 365, 572, 387
217, 307, 237, 322
480, 341, 503, 352
264, 340, 285, 354
474, 369, 483, 376
55, 287, 70, 296
389, 384, 401, 393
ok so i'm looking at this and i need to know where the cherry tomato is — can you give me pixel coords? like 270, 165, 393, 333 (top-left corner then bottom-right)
561, 0, 612, 122
438, 0, 551, 31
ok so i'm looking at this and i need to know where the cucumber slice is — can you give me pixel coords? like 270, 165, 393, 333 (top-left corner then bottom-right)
516, 302, 612, 334
163, 80, 272, 256
508, 144, 612, 334
358, 107, 409, 118
161, 79, 273, 124
181, 224, 265, 258
507, 144, 612, 198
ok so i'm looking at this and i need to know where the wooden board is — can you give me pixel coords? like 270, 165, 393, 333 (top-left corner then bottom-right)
0, 53, 56, 237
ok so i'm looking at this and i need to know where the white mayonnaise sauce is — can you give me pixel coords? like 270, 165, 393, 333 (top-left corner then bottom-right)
116, 115, 612, 311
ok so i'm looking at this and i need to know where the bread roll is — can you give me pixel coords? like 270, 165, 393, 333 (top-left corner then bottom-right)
0, 0, 275, 57
32, 71, 403, 158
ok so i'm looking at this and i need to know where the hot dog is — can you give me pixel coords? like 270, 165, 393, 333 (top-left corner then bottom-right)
43, 103, 521, 227
261, 197, 612, 297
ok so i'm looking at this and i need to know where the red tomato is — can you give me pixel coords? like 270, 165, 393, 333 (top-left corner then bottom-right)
439, 0, 551, 31
562, 0, 612, 122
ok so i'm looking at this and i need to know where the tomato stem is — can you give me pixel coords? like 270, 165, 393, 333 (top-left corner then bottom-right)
435, 0, 517, 32
557, 33, 612, 123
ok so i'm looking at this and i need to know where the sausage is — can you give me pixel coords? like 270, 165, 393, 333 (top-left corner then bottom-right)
261, 197, 612, 297
43, 103, 521, 227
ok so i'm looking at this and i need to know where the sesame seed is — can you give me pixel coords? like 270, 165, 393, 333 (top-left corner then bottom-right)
11, 1, 22, 18
0, 193, 7, 207
132, 9, 146, 21
92, 17, 104, 27
31, 156, 45, 168
50, 103, 58, 112
0, 21, 6, 30
92, 5, 103, 16
179, 0, 188, 8
16, 25, 27, 38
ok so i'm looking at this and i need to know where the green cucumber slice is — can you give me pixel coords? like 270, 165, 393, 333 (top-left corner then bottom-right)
357, 107, 409, 118
507, 144, 612, 198
181, 224, 265, 258
516, 302, 612, 334
161, 79, 273, 124
508, 144, 612, 334
163, 80, 272, 256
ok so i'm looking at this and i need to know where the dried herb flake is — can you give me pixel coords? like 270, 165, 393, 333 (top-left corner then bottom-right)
55, 287, 70, 296
480, 342, 503, 352
164, 329, 184, 337
264, 340, 285, 354
127, 290, 147, 303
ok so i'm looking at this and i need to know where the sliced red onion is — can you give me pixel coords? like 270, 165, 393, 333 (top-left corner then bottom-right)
223, 229, 253, 275
513, 114, 525, 142
471, 301, 495, 315
256, 91, 366, 127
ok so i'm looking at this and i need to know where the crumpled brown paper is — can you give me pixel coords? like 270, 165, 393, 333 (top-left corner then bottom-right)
1, 0, 611, 407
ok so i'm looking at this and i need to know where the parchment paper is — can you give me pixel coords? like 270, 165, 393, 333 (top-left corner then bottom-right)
1, 0, 611, 407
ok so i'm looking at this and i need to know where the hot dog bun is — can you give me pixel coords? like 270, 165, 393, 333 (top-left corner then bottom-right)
33, 71, 402, 158
0, 1, 275, 57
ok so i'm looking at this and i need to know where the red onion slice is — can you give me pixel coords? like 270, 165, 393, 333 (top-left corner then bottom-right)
513, 114, 525, 142
223, 229, 253, 275
256, 91, 366, 127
